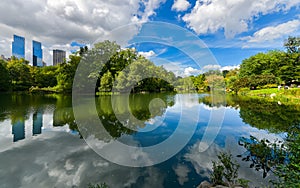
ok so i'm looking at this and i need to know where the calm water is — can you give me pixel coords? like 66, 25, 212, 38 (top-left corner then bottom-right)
0, 93, 299, 187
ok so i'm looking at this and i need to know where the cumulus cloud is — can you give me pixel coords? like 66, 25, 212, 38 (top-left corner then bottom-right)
162, 62, 236, 77
201, 64, 221, 71
139, 50, 156, 59
0, 131, 165, 187
0, 0, 166, 65
172, 0, 191, 12
182, 0, 300, 38
220, 65, 240, 71
184, 66, 202, 76
243, 20, 300, 43
173, 164, 190, 185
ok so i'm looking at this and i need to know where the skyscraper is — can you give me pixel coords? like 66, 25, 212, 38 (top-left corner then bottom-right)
32, 40, 43, 67
53, 49, 66, 66
12, 35, 25, 59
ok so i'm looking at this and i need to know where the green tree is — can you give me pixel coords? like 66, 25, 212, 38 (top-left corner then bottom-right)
7, 58, 32, 91
57, 55, 81, 92
284, 36, 300, 53
99, 71, 113, 92
31, 66, 58, 88
0, 59, 11, 91
191, 74, 207, 91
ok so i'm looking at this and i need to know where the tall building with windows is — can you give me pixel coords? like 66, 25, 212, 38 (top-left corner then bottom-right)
32, 40, 43, 67
12, 35, 25, 59
53, 49, 66, 66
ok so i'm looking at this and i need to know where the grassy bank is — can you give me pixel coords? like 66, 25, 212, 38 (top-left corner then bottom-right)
238, 88, 300, 105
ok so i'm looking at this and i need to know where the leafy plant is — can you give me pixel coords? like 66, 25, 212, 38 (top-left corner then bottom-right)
238, 128, 300, 187
271, 131, 300, 187
238, 135, 286, 178
211, 152, 249, 187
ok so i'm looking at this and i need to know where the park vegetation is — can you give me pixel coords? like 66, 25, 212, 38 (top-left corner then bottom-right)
0, 41, 178, 94
0, 36, 299, 96
224, 36, 300, 94
0, 40, 209, 94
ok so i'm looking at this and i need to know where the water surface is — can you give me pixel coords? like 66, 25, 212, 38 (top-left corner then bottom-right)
0, 93, 299, 187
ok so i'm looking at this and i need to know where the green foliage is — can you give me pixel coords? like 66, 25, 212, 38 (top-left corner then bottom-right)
238, 136, 286, 178
99, 71, 113, 92
211, 160, 225, 185
113, 56, 175, 93
211, 152, 248, 187
238, 130, 300, 187
272, 131, 300, 187
7, 58, 32, 91
56, 55, 81, 92
191, 74, 208, 91
206, 74, 225, 91
0, 59, 11, 91
239, 49, 300, 85
175, 77, 195, 91
284, 36, 300, 53
31, 66, 58, 88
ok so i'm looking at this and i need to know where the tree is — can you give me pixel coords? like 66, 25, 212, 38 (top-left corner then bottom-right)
284, 36, 300, 53
57, 55, 81, 92
7, 58, 32, 91
206, 74, 225, 91
239, 49, 299, 85
99, 71, 113, 92
0, 59, 11, 91
114, 56, 174, 93
191, 74, 208, 91
31, 66, 58, 88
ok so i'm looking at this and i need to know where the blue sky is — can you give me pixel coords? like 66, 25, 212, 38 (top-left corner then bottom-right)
132, 0, 300, 76
0, 0, 299, 76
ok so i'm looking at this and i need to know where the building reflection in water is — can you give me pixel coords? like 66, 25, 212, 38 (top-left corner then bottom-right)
11, 110, 43, 142
33, 111, 43, 136
12, 120, 25, 142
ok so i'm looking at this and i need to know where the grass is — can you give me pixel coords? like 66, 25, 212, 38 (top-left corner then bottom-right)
238, 88, 300, 105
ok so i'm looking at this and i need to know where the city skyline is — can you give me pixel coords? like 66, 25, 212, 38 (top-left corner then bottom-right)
8, 34, 67, 67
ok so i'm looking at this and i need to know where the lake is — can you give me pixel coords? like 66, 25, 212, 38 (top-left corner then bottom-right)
0, 93, 299, 187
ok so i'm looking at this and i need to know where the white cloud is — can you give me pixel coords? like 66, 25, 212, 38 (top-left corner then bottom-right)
138, 50, 156, 59
162, 62, 237, 77
142, 0, 167, 21
173, 164, 190, 185
182, 0, 300, 38
172, 0, 191, 12
0, 0, 166, 65
201, 64, 221, 71
243, 20, 300, 43
184, 66, 202, 76
220, 65, 240, 71
0, 131, 165, 188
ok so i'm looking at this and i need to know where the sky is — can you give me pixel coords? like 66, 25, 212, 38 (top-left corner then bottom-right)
0, 0, 300, 77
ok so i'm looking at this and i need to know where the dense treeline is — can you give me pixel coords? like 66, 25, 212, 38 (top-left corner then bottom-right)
0, 57, 59, 92
2, 37, 299, 94
0, 41, 177, 94
224, 36, 300, 93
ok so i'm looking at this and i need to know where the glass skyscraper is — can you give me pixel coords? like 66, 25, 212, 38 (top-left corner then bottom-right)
32, 40, 43, 67
12, 35, 25, 59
